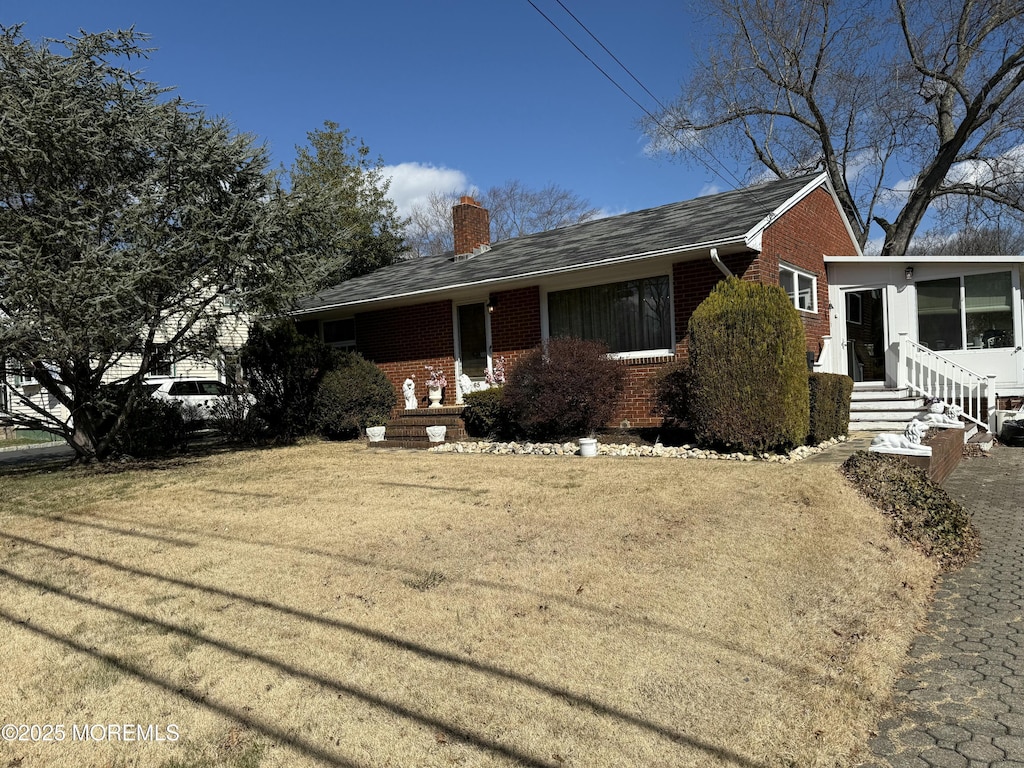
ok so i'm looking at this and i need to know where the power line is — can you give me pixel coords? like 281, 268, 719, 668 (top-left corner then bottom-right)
550, 0, 669, 113
525, 0, 778, 208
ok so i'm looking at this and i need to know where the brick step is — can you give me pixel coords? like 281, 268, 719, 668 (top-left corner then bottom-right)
385, 426, 467, 440
367, 439, 437, 450
388, 416, 466, 428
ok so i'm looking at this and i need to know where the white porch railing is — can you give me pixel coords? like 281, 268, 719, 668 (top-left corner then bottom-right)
812, 336, 832, 372
896, 332, 996, 427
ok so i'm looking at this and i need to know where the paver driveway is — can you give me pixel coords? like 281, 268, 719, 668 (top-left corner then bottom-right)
866, 445, 1024, 768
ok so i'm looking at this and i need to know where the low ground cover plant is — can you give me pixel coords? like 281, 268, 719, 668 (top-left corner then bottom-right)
841, 451, 980, 570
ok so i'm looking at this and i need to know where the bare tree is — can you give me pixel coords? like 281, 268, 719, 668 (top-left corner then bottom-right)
648, 0, 1024, 256
404, 180, 601, 257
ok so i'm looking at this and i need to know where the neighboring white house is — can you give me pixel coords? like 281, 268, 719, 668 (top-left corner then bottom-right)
2, 312, 249, 434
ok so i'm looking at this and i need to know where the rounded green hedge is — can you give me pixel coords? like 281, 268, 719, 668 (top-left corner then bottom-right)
687, 277, 809, 454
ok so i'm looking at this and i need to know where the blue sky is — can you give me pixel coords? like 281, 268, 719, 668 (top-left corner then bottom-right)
8, 1, 733, 219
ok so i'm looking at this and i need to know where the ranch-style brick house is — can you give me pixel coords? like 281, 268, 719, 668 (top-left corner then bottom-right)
292, 172, 862, 427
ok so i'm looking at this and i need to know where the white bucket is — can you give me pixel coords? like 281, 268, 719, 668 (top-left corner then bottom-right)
579, 437, 598, 457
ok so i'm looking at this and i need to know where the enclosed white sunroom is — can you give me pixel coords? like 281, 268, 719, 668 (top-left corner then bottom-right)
819, 256, 1024, 427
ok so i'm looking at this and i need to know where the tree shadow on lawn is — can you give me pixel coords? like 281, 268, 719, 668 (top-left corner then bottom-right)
0, 531, 772, 768
4, 507, 826, 684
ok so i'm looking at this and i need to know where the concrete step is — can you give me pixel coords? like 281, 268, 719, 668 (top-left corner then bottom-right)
850, 387, 914, 401
849, 409, 928, 421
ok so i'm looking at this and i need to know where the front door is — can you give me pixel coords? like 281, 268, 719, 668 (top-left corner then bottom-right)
456, 303, 489, 380
842, 288, 887, 384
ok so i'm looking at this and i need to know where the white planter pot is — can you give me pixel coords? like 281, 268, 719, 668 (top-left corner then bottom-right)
366, 426, 386, 442
428, 387, 443, 408
579, 437, 598, 457
928, 402, 945, 414
426, 425, 446, 443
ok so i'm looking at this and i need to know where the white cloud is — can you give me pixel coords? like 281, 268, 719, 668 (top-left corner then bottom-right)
382, 163, 474, 218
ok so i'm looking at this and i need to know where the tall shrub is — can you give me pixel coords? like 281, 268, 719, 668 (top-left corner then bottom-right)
688, 278, 809, 453
240, 319, 338, 442
502, 337, 625, 441
314, 352, 396, 439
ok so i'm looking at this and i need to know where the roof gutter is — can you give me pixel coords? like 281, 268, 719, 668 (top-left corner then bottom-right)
291, 236, 749, 316
710, 247, 734, 278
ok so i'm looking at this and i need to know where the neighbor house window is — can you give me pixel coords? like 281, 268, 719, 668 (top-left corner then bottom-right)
548, 276, 671, 354
917, 271, 1014, 351
322, 318, 356, 351
779, 264, 817, 312
150, 343, 172, 377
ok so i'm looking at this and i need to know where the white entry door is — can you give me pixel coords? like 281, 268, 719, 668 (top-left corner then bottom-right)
841, 288, 887, 384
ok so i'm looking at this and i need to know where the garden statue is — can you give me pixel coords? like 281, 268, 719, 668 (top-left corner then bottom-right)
869, 419, 931, 456
403, 378, 417, 410
921, 403, 964, 428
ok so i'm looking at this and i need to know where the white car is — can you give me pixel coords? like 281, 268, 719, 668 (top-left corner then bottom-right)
145, 378, 243, 422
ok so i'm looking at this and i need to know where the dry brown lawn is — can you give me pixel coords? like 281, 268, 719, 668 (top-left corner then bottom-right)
0, 442, 936, 768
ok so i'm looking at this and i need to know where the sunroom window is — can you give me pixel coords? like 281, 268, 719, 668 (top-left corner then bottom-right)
917, 271, 1015, 351
548, 276, 671, 354
779, 264, 816, 312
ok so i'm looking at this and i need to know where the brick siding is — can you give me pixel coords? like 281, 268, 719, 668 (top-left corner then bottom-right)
355, 300, 455, 413
349, 187, 858, 429
759, 187, 858, 353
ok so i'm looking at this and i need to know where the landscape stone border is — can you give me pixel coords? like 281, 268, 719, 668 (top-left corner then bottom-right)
429, 435, 848, 462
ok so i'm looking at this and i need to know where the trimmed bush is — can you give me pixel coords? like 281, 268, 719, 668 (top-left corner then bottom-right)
314, 352, 395, 439
808, 372, 853, 443
240, 319, 338, 442
653, 359, 691, 425
462, 387, 507, 439
502, 337, 625, 441
688, 277, 809, 454
841, 451, 979, 571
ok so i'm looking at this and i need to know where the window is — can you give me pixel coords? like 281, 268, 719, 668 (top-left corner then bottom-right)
966, 272, 1014, 348
779, 264, 817, 312
846, 292, 863, 324
322, 318, 356, 351
150, 343, 173, 377
548, 276, 671, 354
917, 271, 1015, 351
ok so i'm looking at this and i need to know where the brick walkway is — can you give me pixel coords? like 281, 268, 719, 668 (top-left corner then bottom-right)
864, 445, 1024, 767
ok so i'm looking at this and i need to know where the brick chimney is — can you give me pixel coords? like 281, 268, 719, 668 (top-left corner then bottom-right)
452, 196, 490, 257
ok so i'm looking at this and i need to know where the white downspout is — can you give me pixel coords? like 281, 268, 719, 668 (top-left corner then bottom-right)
710, 247, 733, 278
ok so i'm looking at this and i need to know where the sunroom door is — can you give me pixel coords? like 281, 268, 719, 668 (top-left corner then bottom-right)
842, 288, 887, 384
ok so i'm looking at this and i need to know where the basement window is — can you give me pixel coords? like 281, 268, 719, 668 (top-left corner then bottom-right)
779, 264, 817, 312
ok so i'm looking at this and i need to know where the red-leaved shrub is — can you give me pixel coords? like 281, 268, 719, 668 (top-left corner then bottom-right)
502, 337, 625, 441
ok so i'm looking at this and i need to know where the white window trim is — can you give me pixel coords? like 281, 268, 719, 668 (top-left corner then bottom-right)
779, 262, 818, 313
540, 273, 676, 358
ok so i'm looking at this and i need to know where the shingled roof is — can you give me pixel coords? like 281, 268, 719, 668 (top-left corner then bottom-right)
295, 172, 830, 314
